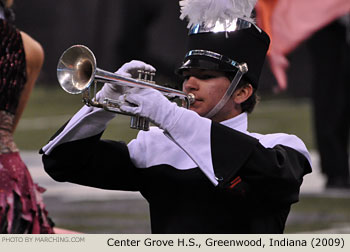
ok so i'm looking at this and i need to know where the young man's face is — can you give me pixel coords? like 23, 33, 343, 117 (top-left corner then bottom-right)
182, 69, 240, 122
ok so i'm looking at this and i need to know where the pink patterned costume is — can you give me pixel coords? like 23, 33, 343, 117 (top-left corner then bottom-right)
0, 18, 53, 233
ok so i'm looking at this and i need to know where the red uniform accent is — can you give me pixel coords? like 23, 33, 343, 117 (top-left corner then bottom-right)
229, 176, 242, 189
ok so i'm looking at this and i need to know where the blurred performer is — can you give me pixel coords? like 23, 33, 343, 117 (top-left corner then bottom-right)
0, 0, 54, 233
307, 16, 350, 189
41, 0, 311, 233
256, 1, 350, 190
115, 0, 186, 85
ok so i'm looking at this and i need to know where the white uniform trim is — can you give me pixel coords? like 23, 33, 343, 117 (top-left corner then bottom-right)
128, 112, 311, 186
42, 105, 115, 154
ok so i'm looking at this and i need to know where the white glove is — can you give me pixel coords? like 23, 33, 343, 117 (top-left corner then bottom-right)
119, 87, 185, 131
121, 88, 216, 186
97, 60, 156, 102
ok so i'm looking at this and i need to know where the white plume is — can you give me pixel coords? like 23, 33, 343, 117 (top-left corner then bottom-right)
179, 0, 257, 29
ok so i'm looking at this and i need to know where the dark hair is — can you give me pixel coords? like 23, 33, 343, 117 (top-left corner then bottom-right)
227, 73, 258, 114
0, 0, 15, 22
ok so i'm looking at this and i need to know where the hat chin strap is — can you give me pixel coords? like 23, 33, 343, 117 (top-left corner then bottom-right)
204, 63, 248, 119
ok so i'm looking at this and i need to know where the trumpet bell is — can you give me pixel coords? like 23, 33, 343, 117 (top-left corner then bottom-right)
57, 45, 96, 94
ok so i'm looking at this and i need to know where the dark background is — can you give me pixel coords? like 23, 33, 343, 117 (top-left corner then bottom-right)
12, 0, 312, 97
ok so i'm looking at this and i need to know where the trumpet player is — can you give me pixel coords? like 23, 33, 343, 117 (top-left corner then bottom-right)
40, 0, 311, 233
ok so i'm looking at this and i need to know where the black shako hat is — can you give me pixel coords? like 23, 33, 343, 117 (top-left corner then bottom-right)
177, 0, 270, 89
177, 25, 270, 89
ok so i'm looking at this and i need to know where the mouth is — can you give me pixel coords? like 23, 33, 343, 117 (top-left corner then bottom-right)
190, 98, 203, 108
187, 93, 196, 105
184, 92, 203, 107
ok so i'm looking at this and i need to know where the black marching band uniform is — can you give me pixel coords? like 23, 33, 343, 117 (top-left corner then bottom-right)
40, 1, 312, 233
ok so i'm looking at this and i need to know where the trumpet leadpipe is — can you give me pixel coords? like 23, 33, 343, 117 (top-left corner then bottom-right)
94, 68, 194, 108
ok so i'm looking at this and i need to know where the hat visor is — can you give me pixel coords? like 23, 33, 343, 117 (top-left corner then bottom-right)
176, 56, 237, 76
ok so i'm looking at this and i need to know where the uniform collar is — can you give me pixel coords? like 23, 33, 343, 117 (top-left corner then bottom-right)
220, 112, 248, 133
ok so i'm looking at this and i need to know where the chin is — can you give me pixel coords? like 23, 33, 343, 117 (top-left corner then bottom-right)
189, 107, 207, 117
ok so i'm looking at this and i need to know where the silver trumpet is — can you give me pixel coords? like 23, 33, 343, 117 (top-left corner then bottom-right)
57, 45, 195, 131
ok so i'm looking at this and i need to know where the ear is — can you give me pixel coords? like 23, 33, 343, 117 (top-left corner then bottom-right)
233, 84, 253, 104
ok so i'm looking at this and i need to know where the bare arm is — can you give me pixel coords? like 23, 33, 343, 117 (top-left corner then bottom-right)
12, 31, 44, 132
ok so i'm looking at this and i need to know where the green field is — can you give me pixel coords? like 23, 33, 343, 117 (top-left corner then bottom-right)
14, 86, 139, 150
286, 196, 350, 233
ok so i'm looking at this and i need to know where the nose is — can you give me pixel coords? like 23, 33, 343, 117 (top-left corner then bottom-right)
183, 76, 199, 93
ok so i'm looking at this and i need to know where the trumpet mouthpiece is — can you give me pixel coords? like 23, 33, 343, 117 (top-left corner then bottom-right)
188, 93, 195, 104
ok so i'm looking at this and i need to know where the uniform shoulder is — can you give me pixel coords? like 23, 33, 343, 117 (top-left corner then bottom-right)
250, 132, 311, 165
252, 132, 301, 145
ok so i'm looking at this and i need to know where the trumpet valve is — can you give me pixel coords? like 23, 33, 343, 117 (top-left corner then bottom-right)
137, 69, 143, 80
137, 69, 156, 83
149, 72, 155, 83
130, 116, 150, 131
